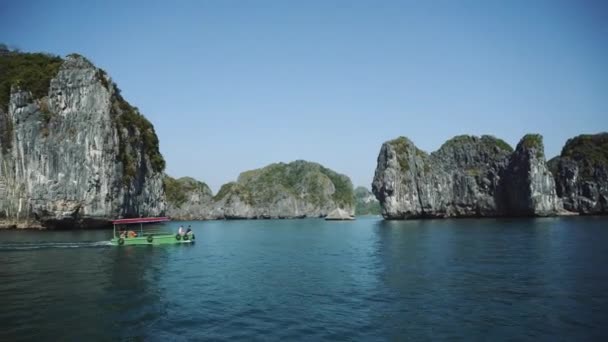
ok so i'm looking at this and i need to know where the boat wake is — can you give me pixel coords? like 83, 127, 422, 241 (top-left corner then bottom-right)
0, 241, 112, 251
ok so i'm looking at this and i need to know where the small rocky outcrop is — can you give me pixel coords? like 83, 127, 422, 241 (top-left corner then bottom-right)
550, 133, 608, 214
0, 51, 165, 228
164, 176, 214, 220
354, 186, 381, 215
325, 208, 354, 220
372, 134, 563, 219
212, 160, 355, 219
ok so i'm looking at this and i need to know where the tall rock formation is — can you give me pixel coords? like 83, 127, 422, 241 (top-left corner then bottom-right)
372, 134, 562, 219
213, 160, 354, 219
503, 134, 562, 216
550, 133, 608, 214
0, 51, 165, 228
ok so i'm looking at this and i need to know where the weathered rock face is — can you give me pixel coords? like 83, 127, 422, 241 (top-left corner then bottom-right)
164, 176, 215, 220
550, 133, 608, 214
503, 134, 562, 216
0, 52, 165, 228
372, 134, 562, 219
212, 160, 355, 219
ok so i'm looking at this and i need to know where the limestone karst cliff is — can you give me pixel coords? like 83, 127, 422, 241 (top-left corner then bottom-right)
502, 134, 562, 216
372, 134, 564, 219
0, 51, 165, 228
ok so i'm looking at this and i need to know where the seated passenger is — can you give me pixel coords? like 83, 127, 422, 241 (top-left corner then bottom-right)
186, 225, 192, 236
178, 225, 184, 236
128, 230, 137, 238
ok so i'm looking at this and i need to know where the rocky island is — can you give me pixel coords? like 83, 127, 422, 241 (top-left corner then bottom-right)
1, 49, 605, 228
0, 51, 165, 228
166, 160, 355, 220
372, 133, 607, 219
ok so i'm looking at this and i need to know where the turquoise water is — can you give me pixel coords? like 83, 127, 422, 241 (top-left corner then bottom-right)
1, 217, 607, 341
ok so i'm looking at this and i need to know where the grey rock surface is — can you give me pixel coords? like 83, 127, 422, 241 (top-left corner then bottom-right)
503, 135, 562, 216
550, 133, 608, 214
372, 134, 563, 219
0, 54, 165, 228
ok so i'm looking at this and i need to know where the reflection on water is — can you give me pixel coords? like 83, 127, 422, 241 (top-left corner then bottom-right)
0, 230, 173, 341
372, 217, 608, 340
1, 217, 607, 340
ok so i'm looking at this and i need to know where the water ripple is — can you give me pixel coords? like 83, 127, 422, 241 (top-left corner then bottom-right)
0, 217, 607, 340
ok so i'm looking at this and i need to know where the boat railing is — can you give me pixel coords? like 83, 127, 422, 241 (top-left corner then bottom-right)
112, 217, 172, 238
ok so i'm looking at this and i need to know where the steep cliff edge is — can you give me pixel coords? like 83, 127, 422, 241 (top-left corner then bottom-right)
372, 134, 562, 219
503, 134, 562, 216
213, 160, 354, 219
0, 51, 165, 228
372, 135, 513, 219
550, 133, 608, 214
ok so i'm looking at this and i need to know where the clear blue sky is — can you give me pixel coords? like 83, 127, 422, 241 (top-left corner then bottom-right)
1, 0, 607, 192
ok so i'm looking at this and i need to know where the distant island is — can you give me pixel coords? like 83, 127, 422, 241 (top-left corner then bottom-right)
354, 186, 381, 216
165, 160, 355, 220
0, 48, 605, 229
372, 133, 607, 219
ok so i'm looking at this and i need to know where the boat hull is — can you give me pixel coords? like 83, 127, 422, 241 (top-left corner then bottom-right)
110, 234, 195, 246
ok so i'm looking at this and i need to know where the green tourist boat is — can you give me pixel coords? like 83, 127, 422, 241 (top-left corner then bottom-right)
110, 217, 195, 246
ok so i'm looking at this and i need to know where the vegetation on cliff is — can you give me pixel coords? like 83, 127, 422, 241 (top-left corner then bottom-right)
0, 49, 63, 112
439, 135, 513, 155
355, 186, 381, 215
387, 137, 428, 171
164, 176, 212, 208
559, 133, 608, 180
111, 89, 165, 180
0, 49, 63, 152
222, 161, 355, 208
519, 134, 544, 158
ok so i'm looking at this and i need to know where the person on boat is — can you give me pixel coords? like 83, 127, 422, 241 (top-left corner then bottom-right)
178, 225, 184, 236
128, 230, 137, 238
185, 225, 192, 236
119, 230, 126, 238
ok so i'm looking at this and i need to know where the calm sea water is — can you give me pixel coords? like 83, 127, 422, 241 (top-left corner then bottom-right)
1, 217, 607, 341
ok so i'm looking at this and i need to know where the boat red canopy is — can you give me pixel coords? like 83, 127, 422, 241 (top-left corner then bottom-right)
111, 217, 170, 225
